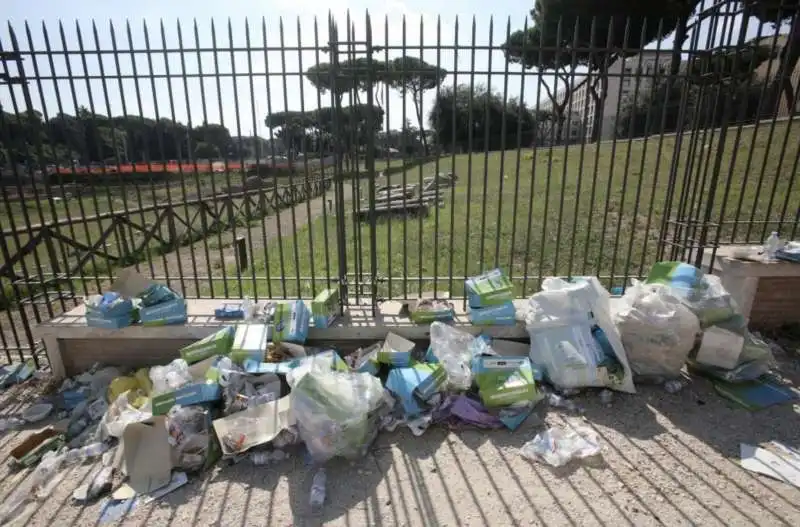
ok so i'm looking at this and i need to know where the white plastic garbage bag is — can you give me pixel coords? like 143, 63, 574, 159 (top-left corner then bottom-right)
525, 277, 635, 393
519, 425, 601, 467
614, 282, 701, 380
291, 370, 390, 462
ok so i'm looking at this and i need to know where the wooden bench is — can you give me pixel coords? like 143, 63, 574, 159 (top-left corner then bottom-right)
35, 298, 530, 379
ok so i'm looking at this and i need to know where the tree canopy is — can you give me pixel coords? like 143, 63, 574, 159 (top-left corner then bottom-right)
503, 0, 700, 140
428, 84, 552, 151
0, 105, 244, 169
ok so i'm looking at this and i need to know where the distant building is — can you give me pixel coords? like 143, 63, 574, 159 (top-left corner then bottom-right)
538, 50, 674, 143
750, 33, 800, 117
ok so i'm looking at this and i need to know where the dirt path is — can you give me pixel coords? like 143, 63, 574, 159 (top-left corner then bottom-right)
0, 183, 351, 354
137, 183, 352, 297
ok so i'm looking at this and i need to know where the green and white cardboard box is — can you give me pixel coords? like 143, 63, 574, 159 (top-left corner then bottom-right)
180, 326, 235, 364
465, 268, 514, 308
151, 357, 223, 416
474, 356, 540, 408
377, 332, 415, 367
230, 324, 269, 364
312, 288, 339, 328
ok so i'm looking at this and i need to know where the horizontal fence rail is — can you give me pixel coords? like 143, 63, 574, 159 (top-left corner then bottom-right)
1, 2, 800, 367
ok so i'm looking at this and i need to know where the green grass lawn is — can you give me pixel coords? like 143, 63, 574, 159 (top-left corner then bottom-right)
221, 120, 800, 300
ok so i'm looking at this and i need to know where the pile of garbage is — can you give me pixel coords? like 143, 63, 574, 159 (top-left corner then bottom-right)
0, 262, 781, 523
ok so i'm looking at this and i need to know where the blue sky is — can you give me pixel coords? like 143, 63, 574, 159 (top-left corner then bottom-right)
1, 0, 780, 136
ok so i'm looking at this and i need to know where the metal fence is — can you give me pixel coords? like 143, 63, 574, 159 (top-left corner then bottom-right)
1, 4, 799, 367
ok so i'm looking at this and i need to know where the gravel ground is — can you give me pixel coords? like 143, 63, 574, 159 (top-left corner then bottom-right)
1, 344, 799, 527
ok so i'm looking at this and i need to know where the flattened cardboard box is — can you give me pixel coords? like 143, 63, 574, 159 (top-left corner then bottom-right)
113, 416, 173, 499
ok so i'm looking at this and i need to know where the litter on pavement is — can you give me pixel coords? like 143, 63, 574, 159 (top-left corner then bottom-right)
0, 260, 797, 524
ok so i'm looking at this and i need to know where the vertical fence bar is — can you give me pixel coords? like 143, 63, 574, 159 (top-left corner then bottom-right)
493, 18, 511, 272
383, 16, 392, 299
176, 21, 216, 297
227, 19, 258, 298
193, 21, 227, 297
446, 16, 459, 298
210, 20, 239, 296
508, 17, 528, 289
312, 17, 333, 294
595, 17, 632, 286
276, 19, 302, 298
580, 17, 617, 276
245, 19, 268, 299
400, 17, 409, 298
432, 17, 443, 297
535, 17, 563, 289
143, 21, 185, 291
329, 19, 349, 309
462, 17, 477, 307
521, 17, 546, 296
159, 21, 200, 297
609, 18, 649, 288
261, 17, 281, 298
416, 16, 426, 297
478, 17, 494, 275
364, 15, 378, 314
552, 17, 580, 280
565, 16, 596, 280
295, 17, 317, 298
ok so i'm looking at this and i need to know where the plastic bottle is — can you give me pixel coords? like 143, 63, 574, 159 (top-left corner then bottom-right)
309, 468, 327, 512
250, 451, 273, 465
0, 417, 25, 432
664, 379, 684, 394
63, 442, 109, 465
764, 232, 781, 261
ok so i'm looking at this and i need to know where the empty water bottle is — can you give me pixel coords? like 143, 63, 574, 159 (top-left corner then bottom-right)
309, 468, 327, 511
664, 379, 684, 394
250, 451, 272, 465
63, 442, 109, 465
0, 417, 25, 432
763, 232, 781, 261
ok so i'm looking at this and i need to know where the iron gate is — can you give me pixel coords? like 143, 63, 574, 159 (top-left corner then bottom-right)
1, 7, 799, 368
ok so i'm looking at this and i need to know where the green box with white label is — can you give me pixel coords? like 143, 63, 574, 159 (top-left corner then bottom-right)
179, 326, 235, 364
312, 288, 339, 328
474, 356, 540, 407
465, 269, 514, 308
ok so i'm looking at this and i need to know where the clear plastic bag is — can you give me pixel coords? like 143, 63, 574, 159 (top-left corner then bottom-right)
101, 392, 152, 438
519, 425, 601, 467
167, 405, 211, 472
688, 315, 775, 382
614, 282, 700, 380
150, 358, 193, 395
290, 370, 389, 462
525, 278, 635, 393
428, 322, 489, 390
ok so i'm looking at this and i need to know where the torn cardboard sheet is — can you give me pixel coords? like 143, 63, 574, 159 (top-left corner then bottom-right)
113, 416, 173, 500
212, 395, 294, 456
740, 442, 800, 489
